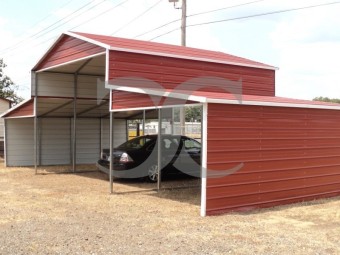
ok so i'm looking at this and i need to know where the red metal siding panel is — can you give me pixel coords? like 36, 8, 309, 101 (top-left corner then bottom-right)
109, 51, 275, 97
4, 99, 34, 118
111, 90, 196, 110
35, 35, 105, 71
206, 104, 340, 215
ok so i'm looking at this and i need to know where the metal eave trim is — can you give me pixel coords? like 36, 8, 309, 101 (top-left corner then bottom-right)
0, 98, 34, 118
4, 115, 35, 119
35, 52, 106, 73
110, 103, 203, 113
106, 84, 207, 103
206, 98, 340, 110
66, 31, 111, 49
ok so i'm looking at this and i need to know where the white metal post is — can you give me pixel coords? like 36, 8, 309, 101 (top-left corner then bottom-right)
38, 118, 41, 166
72, 74, 77, 172
157, 108, 162, 191
4, 119, 7, 167
171, 107, 175, 135
99, 118, 103, 157
34, 111, 38, 174
142, 110, 146, 135
109, 112, 114, 194
34, 72, 38, 174
69, 118, 72, 166
200, 103, 208, 217
180, 107, 185, 135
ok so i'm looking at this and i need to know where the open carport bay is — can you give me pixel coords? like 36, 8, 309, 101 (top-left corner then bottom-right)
1, 163, 340, 255
3, 31, 340, 218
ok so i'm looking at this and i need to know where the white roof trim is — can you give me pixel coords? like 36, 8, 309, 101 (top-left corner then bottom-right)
4, 115, 35, 119
106, 83, 207, 103
66, 31, 111, 49
35, 52, 106, 73
111, 103, 202, 113
107, 84, 340, 111
108, 45, 278, 71
206, 98, 340, 110
105, 49, 109, 81
0, 98, 33, 118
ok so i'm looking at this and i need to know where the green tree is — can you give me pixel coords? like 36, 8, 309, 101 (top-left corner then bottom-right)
313, 96, 340, 104
185, 106, 201, 122
0, 59, 23, 105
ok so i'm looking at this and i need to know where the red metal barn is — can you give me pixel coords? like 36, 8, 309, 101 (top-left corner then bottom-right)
2, 32, 340, 216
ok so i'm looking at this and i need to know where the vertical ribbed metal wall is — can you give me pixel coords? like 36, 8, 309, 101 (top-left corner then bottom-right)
109, 51, 275, 97
34, 35, 104, 71
206, 103, 340, 215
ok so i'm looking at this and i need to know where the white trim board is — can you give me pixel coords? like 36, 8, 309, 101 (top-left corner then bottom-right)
35, 52, 106, 73
66, 31, 111, 49
111, 103, 203, 113
106, 84, 340, 111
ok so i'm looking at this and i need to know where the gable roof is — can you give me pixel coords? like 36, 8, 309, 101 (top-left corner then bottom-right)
32, 31, 274, 72
68, 31, 276, 70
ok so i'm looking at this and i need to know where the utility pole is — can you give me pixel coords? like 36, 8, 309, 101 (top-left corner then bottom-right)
169, 0, 187, 135
180, 0, 187, 135
169, 0, 187, 46
181, 0, 187, 46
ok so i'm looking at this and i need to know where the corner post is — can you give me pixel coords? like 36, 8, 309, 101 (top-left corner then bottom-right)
72, 73, 77, 172
200, 103, 208, 217
33, 72, 38, 174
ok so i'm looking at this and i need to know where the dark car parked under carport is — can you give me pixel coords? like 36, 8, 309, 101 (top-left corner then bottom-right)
97, 135, 201, 182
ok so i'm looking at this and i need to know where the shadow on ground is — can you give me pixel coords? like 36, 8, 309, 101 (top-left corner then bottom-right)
34, 164, 201, 206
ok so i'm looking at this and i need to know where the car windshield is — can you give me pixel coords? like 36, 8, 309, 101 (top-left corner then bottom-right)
182, 138, 201, 150
117, 136, 153, 150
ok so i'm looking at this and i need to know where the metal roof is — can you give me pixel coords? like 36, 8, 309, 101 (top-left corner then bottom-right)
0, 98, 34, 118
66, 31, 277, 71
0, 97, 159, 119
104, 83, 340, 111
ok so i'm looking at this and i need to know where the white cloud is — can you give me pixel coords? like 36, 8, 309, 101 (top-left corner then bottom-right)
271, 3, 340, 99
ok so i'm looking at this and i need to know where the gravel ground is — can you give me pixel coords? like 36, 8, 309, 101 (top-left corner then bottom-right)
0, 163, 340, 255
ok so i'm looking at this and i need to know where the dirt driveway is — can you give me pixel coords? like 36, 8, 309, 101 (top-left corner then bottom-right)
0, 163, 339, 255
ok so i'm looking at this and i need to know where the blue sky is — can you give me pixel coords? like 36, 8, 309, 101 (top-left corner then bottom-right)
1, 0, 340, 100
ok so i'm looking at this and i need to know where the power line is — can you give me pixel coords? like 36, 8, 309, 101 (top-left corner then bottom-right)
149, 27, 178, 41
21, 0, 76, 35
135, 0, 266, 39
70, 0, 130, 31
0, 0, 95, 55
188, 0, 266, 18
134, 18, 180, 39
23, 0, 107, 40
188, 1, 340, 28
110, 0, 162, 36
1, 0, 112, 56
150, 1, 340, 41
2, 0, 129, 58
